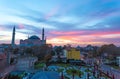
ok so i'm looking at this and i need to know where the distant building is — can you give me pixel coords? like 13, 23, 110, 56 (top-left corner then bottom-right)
51, 48, 81, 63
80, 52, 86, 60
51, 49, 67, 63
67, 48, 80, 60
116, 57, 120, 67
20, 28, 46, 46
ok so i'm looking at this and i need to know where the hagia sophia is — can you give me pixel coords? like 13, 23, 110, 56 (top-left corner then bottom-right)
20, 28, 46, 46
11, 26, 46, 47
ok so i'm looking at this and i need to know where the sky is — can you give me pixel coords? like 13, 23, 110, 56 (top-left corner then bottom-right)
0, 0, 120, 46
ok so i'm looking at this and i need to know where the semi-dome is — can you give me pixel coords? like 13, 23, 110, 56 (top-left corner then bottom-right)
29, 35, 40, 40
31, 71, 59, 79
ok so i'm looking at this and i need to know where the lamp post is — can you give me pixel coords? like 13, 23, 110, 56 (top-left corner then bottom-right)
61, 72, 64, 79
87, 73, 89, 79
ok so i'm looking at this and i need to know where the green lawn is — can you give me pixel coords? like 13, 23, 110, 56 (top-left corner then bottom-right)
111, 65, 119, 69
55, 63, 71, 68
34, 63, 45, 69
66, 69, 84, 76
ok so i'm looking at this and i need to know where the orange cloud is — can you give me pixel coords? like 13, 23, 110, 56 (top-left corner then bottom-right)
47, 30, 120, 46
50, 31, 84, 35
90, 31, 120, 36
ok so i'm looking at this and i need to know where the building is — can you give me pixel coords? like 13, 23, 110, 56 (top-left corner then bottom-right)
51, 49, 67, 63
20, 28, 46, 46
51, 47, 80, 63
0, 53, 7, 70
66, 48, 80, 60
0, 46, 7, 72
116, 57, 120, 67
15, 56, 38, 71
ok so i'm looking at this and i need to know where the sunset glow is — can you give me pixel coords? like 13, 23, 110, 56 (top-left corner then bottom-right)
0, 0, 120, 46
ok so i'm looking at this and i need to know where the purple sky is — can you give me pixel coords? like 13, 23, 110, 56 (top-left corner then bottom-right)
0, 0, 120, 46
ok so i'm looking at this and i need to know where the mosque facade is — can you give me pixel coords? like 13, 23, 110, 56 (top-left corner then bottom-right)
11, 26, 46, 47
19, 28, 46, 46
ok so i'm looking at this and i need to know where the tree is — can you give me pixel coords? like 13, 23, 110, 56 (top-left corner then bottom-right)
31, 44, 52, 60
44, 53, 52, 66
97, 44, 120, 59
13, 48, 19, 54
25, 47, 33, 54
55, 46, 63, 62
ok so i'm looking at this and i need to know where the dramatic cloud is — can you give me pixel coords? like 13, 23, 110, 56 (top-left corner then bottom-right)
0, 0, 120, 46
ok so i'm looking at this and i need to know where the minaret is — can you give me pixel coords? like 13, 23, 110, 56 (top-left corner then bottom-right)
42, 28, 44, 41
11, 26, 15, 47
42, 28, 45, 44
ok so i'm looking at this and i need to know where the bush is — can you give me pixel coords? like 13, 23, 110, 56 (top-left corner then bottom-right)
66, 69, 83, 76
8, 75, 21, 79
34, 63, 45, 69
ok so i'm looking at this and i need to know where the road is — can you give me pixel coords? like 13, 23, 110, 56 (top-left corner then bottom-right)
100, 65, 120, 79
84, 58, 120, 79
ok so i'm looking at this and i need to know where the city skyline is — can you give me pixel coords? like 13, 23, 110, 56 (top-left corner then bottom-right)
0, 0, 120, 46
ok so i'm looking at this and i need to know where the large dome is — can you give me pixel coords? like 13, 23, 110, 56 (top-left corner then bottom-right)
29, 35, 40, 40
